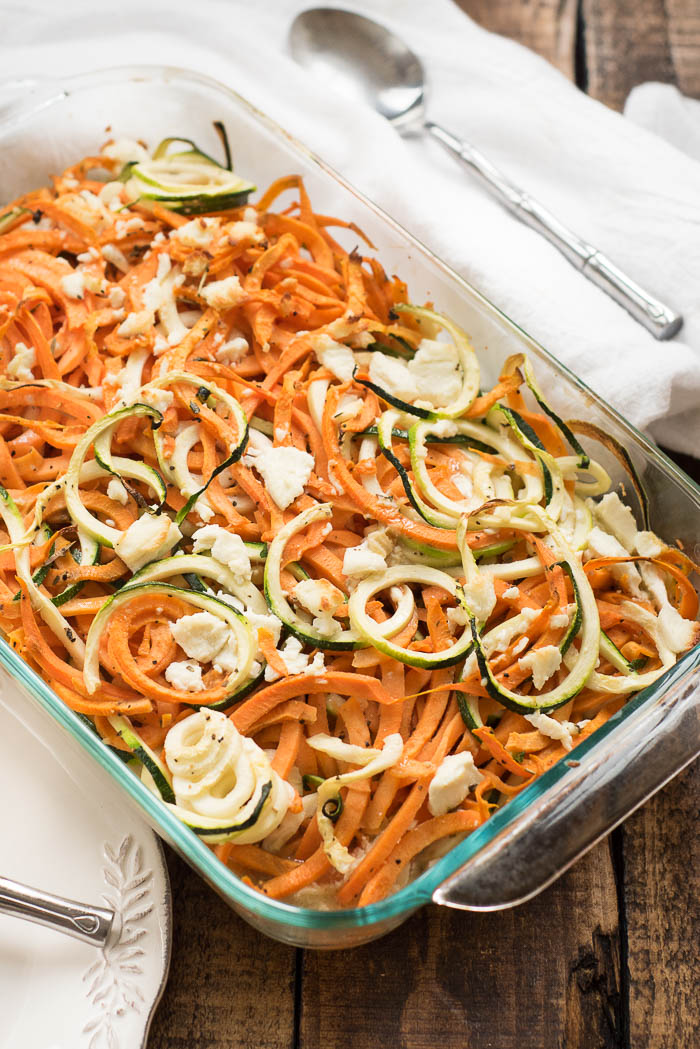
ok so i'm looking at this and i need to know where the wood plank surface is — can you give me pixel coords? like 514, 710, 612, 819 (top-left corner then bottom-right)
299, 842, 622, 1049
148, 849, 296, 1049
456, 0, 578, 77
622, 764, 700, 1049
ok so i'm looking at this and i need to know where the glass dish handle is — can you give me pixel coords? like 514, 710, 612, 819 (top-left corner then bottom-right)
433, 663, 699, 911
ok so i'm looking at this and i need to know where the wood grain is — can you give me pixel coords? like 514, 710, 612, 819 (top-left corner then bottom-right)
299, 841, 622, 1049
582, 0, 700, 110
621, 763, 700, 1049
455, 0, 578, 77
148, 850, 296, 1049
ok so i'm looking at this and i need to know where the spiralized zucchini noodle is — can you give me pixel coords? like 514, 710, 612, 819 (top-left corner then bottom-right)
0, 134, 697, 909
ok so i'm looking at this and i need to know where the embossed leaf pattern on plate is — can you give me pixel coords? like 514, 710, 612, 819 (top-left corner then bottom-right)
82, 835, 154, 1049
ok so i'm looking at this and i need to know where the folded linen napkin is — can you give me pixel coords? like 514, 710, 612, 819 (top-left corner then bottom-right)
1, 0, 699, 454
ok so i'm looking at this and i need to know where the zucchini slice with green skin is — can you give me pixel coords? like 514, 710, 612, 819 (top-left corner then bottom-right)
376, 410, 456, 529
0, 206, 31, 234
459, 508, 600, 714
108, 715, 175, 803
348, 564, 473, 668
143, 372, 248, 525
83, 582, 256, 698
165, 781, 272, 843
495, 404, 565, 521
127, 552, 268, 615
93, 429, 166, 507
502, 353, 589, 468
65, 402, 163, 547
0, 485, 85, 664
51, 529, 101, 608
264, 504, 361, 651
393, 303, 481, 420
122, 136, 255, 215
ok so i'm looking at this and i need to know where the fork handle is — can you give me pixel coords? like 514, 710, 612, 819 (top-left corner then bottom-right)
0, 875, 120, 948
425, 121, 683, 341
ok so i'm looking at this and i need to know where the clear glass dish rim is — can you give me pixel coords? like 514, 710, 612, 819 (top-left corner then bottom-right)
0, 63, 698, 933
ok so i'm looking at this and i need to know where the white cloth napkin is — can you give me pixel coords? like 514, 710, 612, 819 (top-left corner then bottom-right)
2, 0, 699, 454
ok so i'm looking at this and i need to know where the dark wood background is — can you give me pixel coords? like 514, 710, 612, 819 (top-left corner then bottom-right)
149, 3, 699, 1046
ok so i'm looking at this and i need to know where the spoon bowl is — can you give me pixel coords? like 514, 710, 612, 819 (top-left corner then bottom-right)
289, 8, 425, 131
288, 6, 682, 339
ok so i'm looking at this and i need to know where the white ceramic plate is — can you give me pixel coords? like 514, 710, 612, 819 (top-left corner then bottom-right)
0, 671, 171, 1049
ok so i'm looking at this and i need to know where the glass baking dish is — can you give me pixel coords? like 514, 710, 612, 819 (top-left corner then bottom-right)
0, 66, 698, 949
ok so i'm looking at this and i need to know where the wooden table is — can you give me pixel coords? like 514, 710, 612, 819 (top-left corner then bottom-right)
149, 4, 699, 1046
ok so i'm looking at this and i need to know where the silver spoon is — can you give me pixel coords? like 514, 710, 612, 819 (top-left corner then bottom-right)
289, 7, 682, 340
0, 874, 121, 948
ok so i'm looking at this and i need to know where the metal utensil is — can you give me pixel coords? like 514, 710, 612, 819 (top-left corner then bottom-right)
289, 7, 683, 340
0, 875, 121, 948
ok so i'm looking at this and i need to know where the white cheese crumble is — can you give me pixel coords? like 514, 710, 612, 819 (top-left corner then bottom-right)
106, 478, 129, 505
191, 524, 252, 583
7, 342, 36, 381
313, 334, 356, 382
343, 542, 386, 577
201, 275, 246, 311
368, 352, 418, 401
101, 243, 130, 273
114, 513, 182, 572
524, 711, 578, 751
264, 636, 326, 682
60, 270, 86, 300
254, 446, 315, 509
164, 659, 205, 692
517, 644, 562, 690
141, 388, 174, 415
171, 217, 220, 249
117, 308, 152, 337
407, 339, 462, 408
503, 586, 520, 600
169, 611, 231, 664
216, 335, 249, 364
428, 752, 484, 817
109, 286, 126, 309
228, 220, 264, 243
293, 578, 345, 638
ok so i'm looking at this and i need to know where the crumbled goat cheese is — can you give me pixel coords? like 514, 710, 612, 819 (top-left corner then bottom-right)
549, 612, 569, 630
368, 352, 418, 401
334, 394, 364, 422
407, 339, 462, 407
428, 752, 484, 817
169, 612, 231, 664
524, 711, 578, 751
446, 605, 468, 633
101, 243, 130, 273
165, 660, 205, 692
61, 270, 86, 300
254, 446, 315, 510
216, 335, 249, 363
141, 388, 174, 415
171, 217, 220, 249
293, 578, 345, 638
109, 285, 126, 309
192, 525, 252, 583
264, 636, 326, 682
117, 308, 152, 337
343, 542, 386, 577
107, 478, 129, 505
228, 220, 264, 243
7, 342, 35, 381
313, 334, 356, 382
503, 586, 520, 600
518, 645, 562, 690
114, 513, 181, 572
201, 275, 246, 311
